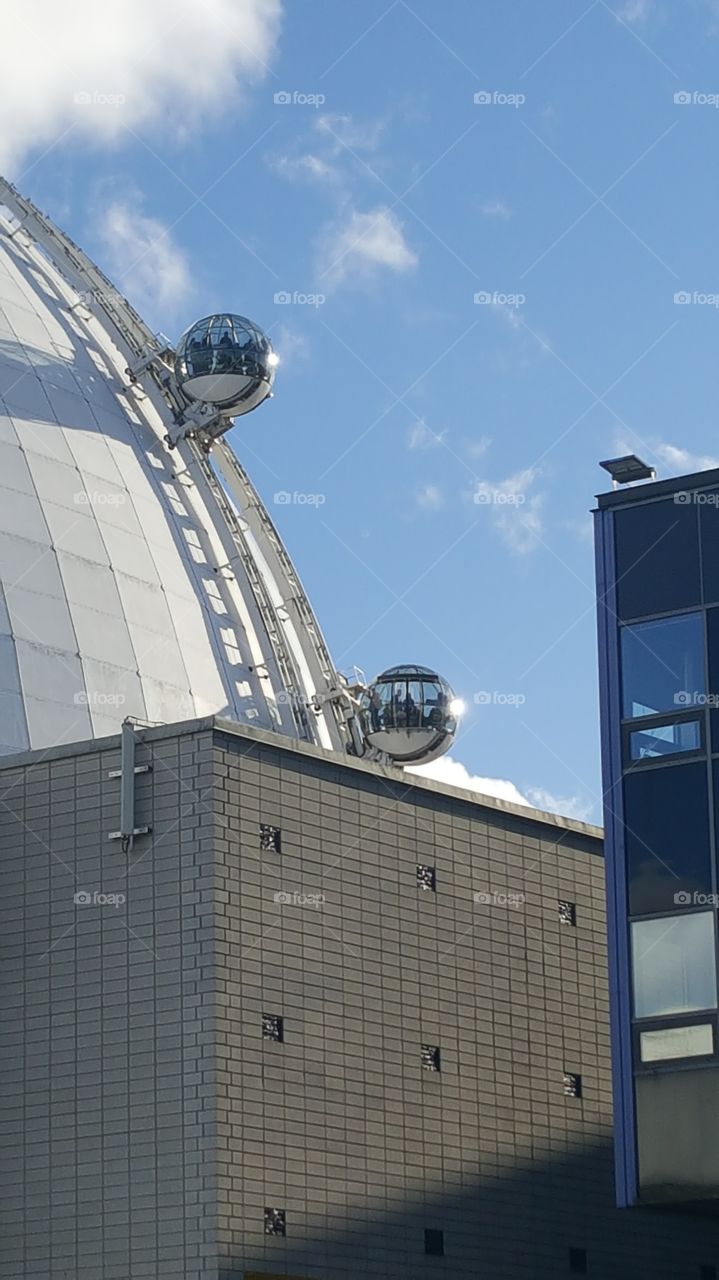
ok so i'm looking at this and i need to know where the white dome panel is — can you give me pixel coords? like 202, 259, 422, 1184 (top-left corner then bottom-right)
70, 602, 137, 669
0, 439, 35, 495
0, 690, 29, 752
41, 501, 110, 564
0, 488, 50, 543
56, 553, 125, 617
80, 658, 148, 729
0, 533, 65, 598
5, 585, 77, 652
26, 452, 86, 510
11, 415, 74, 462
100, 525, 160, 583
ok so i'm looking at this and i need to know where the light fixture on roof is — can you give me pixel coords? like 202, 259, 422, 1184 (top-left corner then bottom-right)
599, 454, 656, 489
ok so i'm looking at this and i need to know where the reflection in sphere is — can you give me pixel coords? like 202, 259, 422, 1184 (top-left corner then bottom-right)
175, 314, 277, 414
359, 664, 460, 765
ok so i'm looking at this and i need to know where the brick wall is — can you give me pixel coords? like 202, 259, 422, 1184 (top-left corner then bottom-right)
0, 717, 718, 1278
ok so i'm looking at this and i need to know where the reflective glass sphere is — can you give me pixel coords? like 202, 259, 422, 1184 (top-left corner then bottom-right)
359, 664, 459, 764
175, 314, 276, 414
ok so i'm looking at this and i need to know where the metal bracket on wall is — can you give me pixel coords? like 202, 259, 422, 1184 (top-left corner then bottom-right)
107, 721, 153, 852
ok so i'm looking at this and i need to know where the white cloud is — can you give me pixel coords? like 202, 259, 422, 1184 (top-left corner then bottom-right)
315, 113, 385, 154
0, 0, 282, 170
616, 0, 653, 21
272, 323, 310, 366
416, 484, 444, 511
408, 756, 596, 823
480, 199, 514, 219
465, 435, 492, 459
318, 205, 418, 289
98, 201, 193, 315
473, 466, 544, 555
524, 787, 596, 823
655, 442, 719, 474
408, 420, 447, 450
269, 153, 340, 185
408, 755, 532, 807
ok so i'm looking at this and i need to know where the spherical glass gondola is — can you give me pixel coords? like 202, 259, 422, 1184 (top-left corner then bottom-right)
174, 314, 277, 414
359, 664, 460, 765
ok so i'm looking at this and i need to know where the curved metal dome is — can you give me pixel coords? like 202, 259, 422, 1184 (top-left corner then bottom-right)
0, 185, 344, 757
359, 664, 459, 765
175, 313, 276, 414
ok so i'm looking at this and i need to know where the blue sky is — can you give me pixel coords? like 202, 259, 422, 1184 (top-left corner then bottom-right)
4, 0, 719, 820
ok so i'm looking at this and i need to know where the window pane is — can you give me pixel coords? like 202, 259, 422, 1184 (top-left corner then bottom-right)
629, 718, 701, 760
632, 913, 717, 1019
624, 761, 711, 915
615, 498, 700, 620
621, 613, 704, 719
699, 489, 719, 604
640, 1023, 714, 1063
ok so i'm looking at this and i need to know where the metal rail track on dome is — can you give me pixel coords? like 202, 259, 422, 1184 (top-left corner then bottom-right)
0, 177, 350, 753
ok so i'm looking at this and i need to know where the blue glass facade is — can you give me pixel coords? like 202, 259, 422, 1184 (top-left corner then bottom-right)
596, 471, 719, 1208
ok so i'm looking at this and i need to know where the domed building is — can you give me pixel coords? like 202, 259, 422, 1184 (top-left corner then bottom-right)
0, 180, 457, 768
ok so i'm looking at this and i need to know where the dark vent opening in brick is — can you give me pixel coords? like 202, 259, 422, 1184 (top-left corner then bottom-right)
564, 1072, 582, 1098
260, 824, 281, 853
424, 1228, 444, 1256
262, 1013, 284, 1042
264, 1207, 286, 1236
417, 864, 437, 891
421, 1044, 441, 1072
569, 1247, 587, 1274
558, 899, 577, 925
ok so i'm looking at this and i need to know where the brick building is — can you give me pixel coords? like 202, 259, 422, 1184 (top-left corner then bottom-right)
2, 716, 719, 1278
